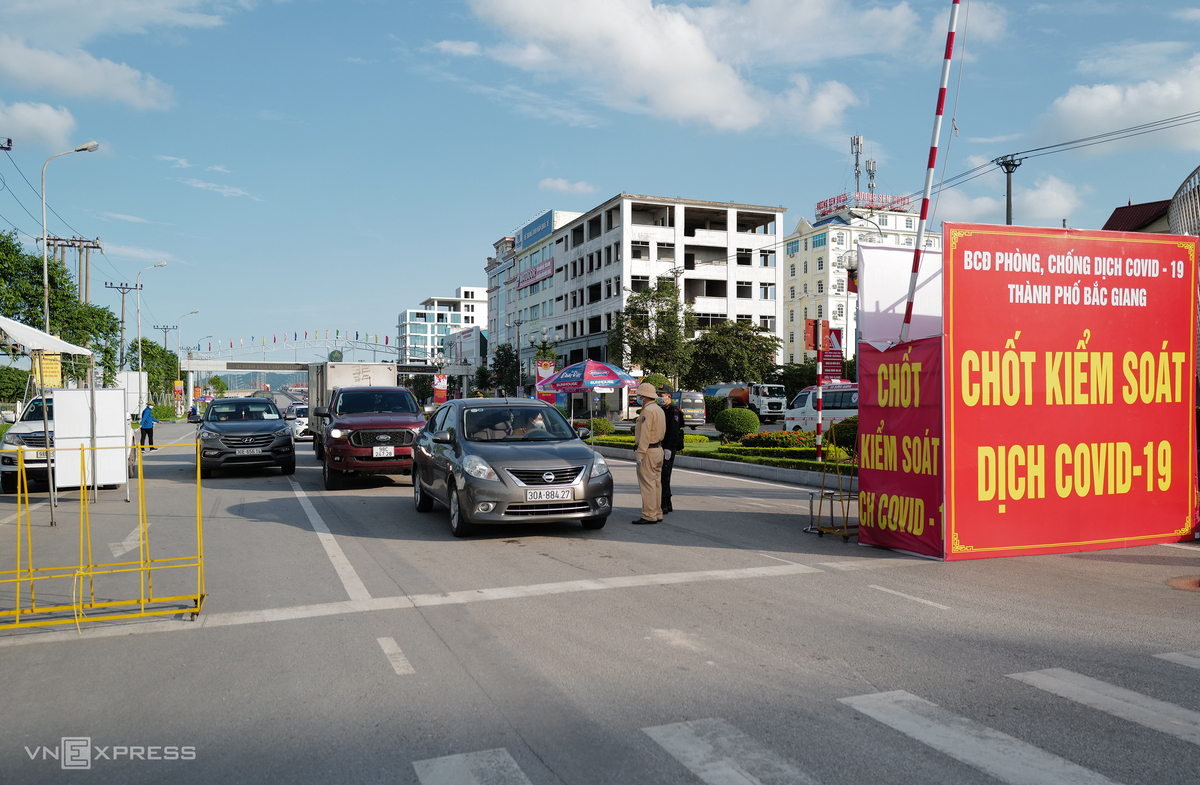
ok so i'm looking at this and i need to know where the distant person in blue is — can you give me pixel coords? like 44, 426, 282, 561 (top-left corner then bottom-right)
140, 404, 160, 452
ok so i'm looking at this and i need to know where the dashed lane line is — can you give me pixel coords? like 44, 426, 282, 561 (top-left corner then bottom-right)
413, 748, 533, 785
377, 636, 415, 676
286, 477, 371, 602
868, 584, 950, 610
644, 717, 820, 785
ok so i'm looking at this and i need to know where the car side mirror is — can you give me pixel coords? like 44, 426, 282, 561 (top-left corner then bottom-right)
433, 430, 453, 444
285, 413, 296, 421
313, 406, 329, 417
578, 428, 590, 439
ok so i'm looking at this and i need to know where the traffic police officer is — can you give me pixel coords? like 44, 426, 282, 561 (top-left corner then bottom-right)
632, 381, 665, 524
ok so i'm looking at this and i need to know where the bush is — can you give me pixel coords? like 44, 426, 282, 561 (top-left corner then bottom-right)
740, 430, 816, 449
715, 407, 759, 442
151, 404, 177, 422
831, 416, 859, 457
719, 444, 848, 461
704, 395, 725, 423
642, 373, 669, 391
588, 417, 615, 436
683, 433, 709, 444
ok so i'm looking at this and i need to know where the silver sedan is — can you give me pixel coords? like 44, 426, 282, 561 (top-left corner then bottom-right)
412, 399, 613, 536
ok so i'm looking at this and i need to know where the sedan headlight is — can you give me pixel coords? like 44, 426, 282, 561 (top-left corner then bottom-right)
198, 430, 220, 440
328, 428, 348, 439
462, 454, 499, 481
590, 452, 609, 478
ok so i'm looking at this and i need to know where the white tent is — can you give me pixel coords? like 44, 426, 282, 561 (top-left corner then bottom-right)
0, 313, 92, 356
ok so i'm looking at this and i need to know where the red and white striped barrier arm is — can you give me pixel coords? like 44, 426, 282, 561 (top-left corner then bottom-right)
900, 0, 961, 343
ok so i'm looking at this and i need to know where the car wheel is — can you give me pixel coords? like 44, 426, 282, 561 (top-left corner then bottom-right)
322, 458, 343, 491
792, 425, 802, 432
581, 516, 606, 530
200, 467, 213, 480
313, 439, 324, 460
281, 461, 296, 476
1, 473, 16, 494
413, 476, 433, 512
448, 481, 473, 537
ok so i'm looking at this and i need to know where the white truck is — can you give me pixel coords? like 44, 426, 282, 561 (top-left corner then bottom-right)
307, 362, 398, 457
703, 382, 789, 422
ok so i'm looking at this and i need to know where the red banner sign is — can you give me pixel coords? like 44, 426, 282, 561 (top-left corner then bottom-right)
857, 336, 944, 557
943, 223, 1198, 559
535, 359, 557, 403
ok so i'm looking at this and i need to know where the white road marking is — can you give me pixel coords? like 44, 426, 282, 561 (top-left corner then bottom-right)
643, 717, 819, 785
758, 553, 805, 565
413, 748, 533, 785
0, 563, 823, 647
1009, 668, 1200, 745
286, 477, 370, 602
1154, 651, 1200, 671
818, 558, 926, 572
1158, 542, 1200, 551
0, 501, 47, 525
377, 636, 415, 675
840, 690, 1118, 785
651, 629, 705, 652
108, 522, 148, 558
868, 584, 949, 610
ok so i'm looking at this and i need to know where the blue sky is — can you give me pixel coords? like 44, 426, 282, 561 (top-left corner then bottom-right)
1, 0, 1198, 351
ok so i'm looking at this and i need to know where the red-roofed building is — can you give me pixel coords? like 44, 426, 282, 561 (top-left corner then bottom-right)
1101, 199, 1172, 233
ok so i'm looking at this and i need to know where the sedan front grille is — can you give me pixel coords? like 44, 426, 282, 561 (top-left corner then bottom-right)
506, 466, 584, 486
351, 429, 415, 448
505, 501, 591, 516
219, 433, 275, 449
19, 433, 53, 448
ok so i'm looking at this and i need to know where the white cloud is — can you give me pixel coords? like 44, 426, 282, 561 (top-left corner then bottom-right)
1077, 41, 1188, 79
773, 74, 858, 134
206, 164, 230, 173
539, 177, 596, 194
1014, 175, 1085, 225
1041, 54, 1200, 154
1171, 8, 1200, 22
422, 67, 600, 127
0, 35, 173, 110
157, 155, 193, 168
933, 189, 1003, 224
0, 1, 225, 50
105, 244, 175, 262
102, 212, 149, 223
434, 40, 482, 56
181, 179, 260, 200
0, 101, 75, 149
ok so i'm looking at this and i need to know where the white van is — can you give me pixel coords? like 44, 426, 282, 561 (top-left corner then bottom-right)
784, 383, 858, 433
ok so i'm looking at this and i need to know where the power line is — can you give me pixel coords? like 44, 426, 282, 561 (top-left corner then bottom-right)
4, 150, 87, 237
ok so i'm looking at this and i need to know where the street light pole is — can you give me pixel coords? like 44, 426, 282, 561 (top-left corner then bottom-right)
136, 261, 167, 408
42, 141, 99, 331
505, 319, 524, 394
178, 310, 198, 413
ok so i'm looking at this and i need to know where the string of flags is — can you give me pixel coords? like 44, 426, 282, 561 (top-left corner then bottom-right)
199, 331, 391, 352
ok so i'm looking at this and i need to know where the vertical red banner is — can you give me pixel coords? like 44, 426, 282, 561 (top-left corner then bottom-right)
433, 374, 448, 405
536, 359, 557, 404
944, 223, 1198, 559
857, 337, 944, 558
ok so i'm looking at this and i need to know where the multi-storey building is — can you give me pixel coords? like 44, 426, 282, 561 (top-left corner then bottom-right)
396, 287, 487, 364
782, 192, 940, 364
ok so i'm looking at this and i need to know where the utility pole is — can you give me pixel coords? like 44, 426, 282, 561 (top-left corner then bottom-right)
996, 155, 1024, 225
866, 159, 877, 195
851, 135, 864, 195
105, 282, 140, 370
46, 236, 103, 304
153, 324, 177, 349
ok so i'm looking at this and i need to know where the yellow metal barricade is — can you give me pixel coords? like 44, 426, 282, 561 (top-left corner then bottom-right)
0, 441, 206, 630
813, 425, 859, 542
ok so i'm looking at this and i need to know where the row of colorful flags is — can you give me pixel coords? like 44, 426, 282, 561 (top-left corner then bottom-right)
198, 331, 391, 352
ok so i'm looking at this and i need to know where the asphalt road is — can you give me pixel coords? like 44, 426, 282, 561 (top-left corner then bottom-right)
1, 420, 1198, 784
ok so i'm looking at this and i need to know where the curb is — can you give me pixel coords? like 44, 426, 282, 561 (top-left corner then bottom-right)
593, 445, 858, 492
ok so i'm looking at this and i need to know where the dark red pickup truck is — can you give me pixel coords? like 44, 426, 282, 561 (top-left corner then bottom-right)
312, 386, 425, 490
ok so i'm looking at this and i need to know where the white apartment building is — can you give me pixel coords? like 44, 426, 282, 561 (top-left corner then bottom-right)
783, 192, 940, 364
396, 286, 487, 364
506, 194, 785, 373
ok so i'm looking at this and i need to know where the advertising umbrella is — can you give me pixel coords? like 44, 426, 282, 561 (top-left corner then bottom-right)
536, 360, 638, 446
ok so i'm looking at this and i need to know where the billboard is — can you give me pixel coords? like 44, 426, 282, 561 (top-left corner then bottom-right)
943, 223, 1198, 559
515, 210, 554, 251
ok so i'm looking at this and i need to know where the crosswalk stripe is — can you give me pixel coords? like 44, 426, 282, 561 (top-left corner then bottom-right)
839, 690, 1118, 785
1009, 668, 1200, 746
643, 718, 820, 785
1154, 651, 1200, 671
413, 748, 533, 785
376, 636, 414, 676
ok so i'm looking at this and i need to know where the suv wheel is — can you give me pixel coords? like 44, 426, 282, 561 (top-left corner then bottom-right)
281, 460, 296, 476
313, 438, 324, 460
414, 476, 433, 512
322, 458, 343, 491
448, 481, 473, 537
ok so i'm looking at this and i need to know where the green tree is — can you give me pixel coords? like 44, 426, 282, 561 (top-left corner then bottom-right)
0, 230, 121, 386
491, 343, 519, 395
401, 374, 434, 404
0, 365, 30, 401
127, 338, 179, 400
778, 360, 818, 401
682, 321, 782, 391
473, 364, 494, 394
208, 375, 228, 395
607, 279, 694, 380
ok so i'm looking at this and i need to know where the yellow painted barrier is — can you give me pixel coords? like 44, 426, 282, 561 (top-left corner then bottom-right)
0, 441, 206, 630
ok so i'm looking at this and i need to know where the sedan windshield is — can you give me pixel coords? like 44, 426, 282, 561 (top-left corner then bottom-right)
463, 406, 575, 442
20, 399, 52, 422
206, 401, 282, 421
335, 390, 419, 415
